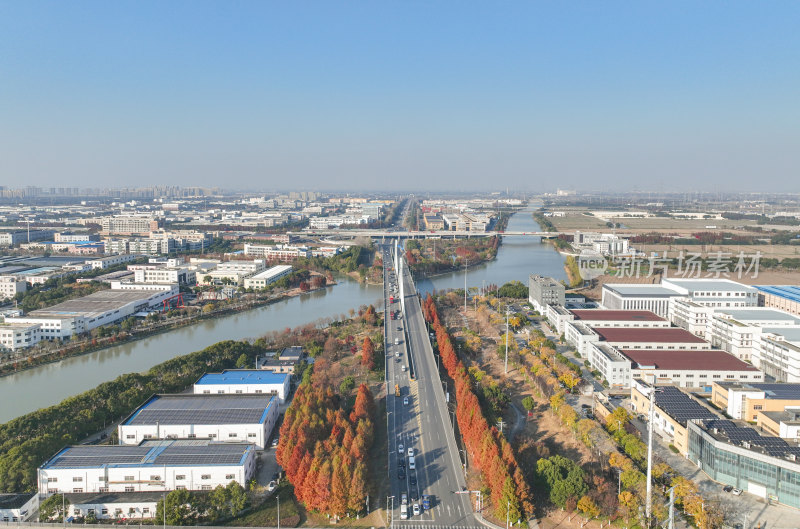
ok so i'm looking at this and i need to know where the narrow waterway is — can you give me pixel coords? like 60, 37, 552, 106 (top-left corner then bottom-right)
0, 280, 382, 423
416, 202, 566, 294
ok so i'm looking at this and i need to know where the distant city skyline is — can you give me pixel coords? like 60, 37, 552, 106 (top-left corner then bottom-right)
1, 1, 798, 192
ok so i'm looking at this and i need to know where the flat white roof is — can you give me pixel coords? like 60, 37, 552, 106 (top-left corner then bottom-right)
249, 265, 292, 280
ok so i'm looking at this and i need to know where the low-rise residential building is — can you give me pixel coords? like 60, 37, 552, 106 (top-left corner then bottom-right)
243, 265, 293, 290
38, 439, 256, 494
194, 370, 290, 402
688, 419, 800, 509
630, 383, 719, 455
256, 346, 306, 374
119, 394, 277, 449
711, 382, 800, 421
0, 493, 38, 522
528, 275, 565, 313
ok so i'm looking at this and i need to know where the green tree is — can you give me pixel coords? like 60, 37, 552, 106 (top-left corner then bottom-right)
536, 455, 588, 509
235, 353, 249, 368
39, 493, 65, 521
522, 396, 535, 411
156, 489, 195, 525
340, 376, 356, 395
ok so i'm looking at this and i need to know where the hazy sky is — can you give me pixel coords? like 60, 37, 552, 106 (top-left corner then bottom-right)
1, 1, 798, 193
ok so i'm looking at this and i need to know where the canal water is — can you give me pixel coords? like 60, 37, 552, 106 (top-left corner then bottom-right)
0, 204, 565, 423
416, 203, 566, 294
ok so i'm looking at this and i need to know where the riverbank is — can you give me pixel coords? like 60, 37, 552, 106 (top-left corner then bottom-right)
0, 280, 336, 379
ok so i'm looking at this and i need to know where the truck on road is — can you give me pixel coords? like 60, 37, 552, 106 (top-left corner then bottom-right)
395, 384, 400, 397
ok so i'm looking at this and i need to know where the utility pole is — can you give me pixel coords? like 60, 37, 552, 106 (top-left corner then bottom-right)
505, 305, 510, 373
464, 258, 468, 313
277, 495, 280, 529
498, 418, 506, 435
507, 500, 510, 529
646, 376, 657, 527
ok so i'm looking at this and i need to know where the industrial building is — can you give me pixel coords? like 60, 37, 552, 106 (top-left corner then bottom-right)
0, 275, 26, 300
38, 439, 256, 494
194, 370, 291, 402
630, 382, 719, 455
708, 308, 800, 361
757, 410, 800, 440
65, 492, 160, 521
753, 327, 800, 382
622, 349, 761, 388
87, 254, 140, 270
593, 327, 711, 350
0, 322, 42, 352
757, 285, 800, 316
711, 382, 800, 421
243, 243, 312, 261
6, 286, 178, 342
528, 275, 565, 313
688, 419, 800, 509
0, 494, 37, 522
243, 265, 293, 290
118, 394, 277, 449
601, 284, 680, 317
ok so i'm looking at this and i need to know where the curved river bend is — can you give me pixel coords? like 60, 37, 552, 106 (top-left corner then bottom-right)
0, 204, 564, 423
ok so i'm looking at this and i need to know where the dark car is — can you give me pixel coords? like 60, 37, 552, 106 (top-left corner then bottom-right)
410, 476, 417, 486
398, 468, 406, 480
398, 458, 405, 467
723, 485, 734, 493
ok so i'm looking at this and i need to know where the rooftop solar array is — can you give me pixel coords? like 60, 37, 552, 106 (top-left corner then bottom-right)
748, 383, 800, 400
700, 419, 800, 459
125, 394, 272, 425
43, 440, 251, 469
655, 386, 717, 426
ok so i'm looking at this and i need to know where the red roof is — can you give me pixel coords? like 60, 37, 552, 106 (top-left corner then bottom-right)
571, 310, 665, 322
621, 349, 760, 371
595, 327, 708, 343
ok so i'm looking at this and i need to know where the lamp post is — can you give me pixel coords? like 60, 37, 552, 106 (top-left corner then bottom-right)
460, 449, 467, 478
277, 495, 280, 529
505, 306, 510, 373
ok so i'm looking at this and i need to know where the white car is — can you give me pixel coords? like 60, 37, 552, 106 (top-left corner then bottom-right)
395, 351, 400, 357
403, 396, 409, 405
413, 504, 420, 516
407, 447, 414, 457
732, 488, 743, 496
267, 480, 276, 492
398, 443, 404, 454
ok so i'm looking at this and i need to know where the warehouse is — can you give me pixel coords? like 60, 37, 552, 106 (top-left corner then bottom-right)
118, 394, 277, 449
708, 308, 800, 361
711, 382, 800, 421
0, 493, 37, 522
5, 286, 177, 341
65, 492, 161, 521
242, 264, 293, 289
757, 285, 800, 316
38, 439, 256, 494
569, 309, 671, 328
600, 284, 681, 317
623, 349, 762, 388
194, 370, 290, 402
594, 327, 711, 351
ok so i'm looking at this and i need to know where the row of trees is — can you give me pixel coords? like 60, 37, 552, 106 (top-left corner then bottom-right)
276, 379, 375, 518
422, 294, 533, 522
0, 340, 261, 492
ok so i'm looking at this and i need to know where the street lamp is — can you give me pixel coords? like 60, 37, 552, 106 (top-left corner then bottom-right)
505, 305, 511, 373
459, 448, 468, 478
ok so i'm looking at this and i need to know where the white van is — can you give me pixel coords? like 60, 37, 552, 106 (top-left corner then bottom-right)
400, 504, 408, 519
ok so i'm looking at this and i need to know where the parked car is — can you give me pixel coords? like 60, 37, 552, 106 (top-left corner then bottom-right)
267, 481, 276, 492
723, 485, 733, 493
732, 488, 743, 496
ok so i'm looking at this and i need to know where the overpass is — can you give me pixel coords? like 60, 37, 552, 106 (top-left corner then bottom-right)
290, 229, 565, 238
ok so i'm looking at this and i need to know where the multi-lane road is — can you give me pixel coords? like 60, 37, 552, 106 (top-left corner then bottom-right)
382, 245, 480, 529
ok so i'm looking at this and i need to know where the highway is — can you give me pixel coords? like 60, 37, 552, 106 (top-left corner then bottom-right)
382, 244, 480, 529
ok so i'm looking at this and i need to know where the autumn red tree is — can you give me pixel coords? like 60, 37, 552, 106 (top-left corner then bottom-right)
361, 336, 375, 369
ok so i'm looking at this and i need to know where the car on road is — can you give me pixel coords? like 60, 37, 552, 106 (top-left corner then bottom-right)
410, 475, 416, 486
732, 488, 743, 496
271, 438, 279, 448
408, 455, 416, 469
723, 485, 733, 493
407, 447, 414, 457
267, 481, 276, 492
400, 504, 408, 519
401, 365, 407, 371
398, 443, 404, 454
398, 467, 406, 480
422, 495, 430, 510
401, 493, 408, 505
398, 457, 405, 467
413, 504, 420, 516
395, 350, 400, 357
581, 404, 591, 409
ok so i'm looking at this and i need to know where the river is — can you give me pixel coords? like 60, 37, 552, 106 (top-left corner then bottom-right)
416, 203, 566, 294
0, 204, 564, 423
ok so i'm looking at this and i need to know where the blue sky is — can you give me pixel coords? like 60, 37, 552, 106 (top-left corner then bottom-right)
1, 1, 798, 192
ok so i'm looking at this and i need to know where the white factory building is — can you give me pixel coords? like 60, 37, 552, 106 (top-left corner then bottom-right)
5, 286, 177, 343
118, 394, 278, 450
194, 370, 291, 402
0, 494, 38, 522
65, 492, 161, 521
601, 285, 681, 318
0, 322, 42, 352
38, 439, 256, 494
243, 265, 293, 290
708, 308, 800, 361
753, 327, 800, 382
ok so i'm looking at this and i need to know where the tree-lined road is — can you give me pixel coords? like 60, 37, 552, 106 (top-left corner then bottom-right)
383, 244, 480, 529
